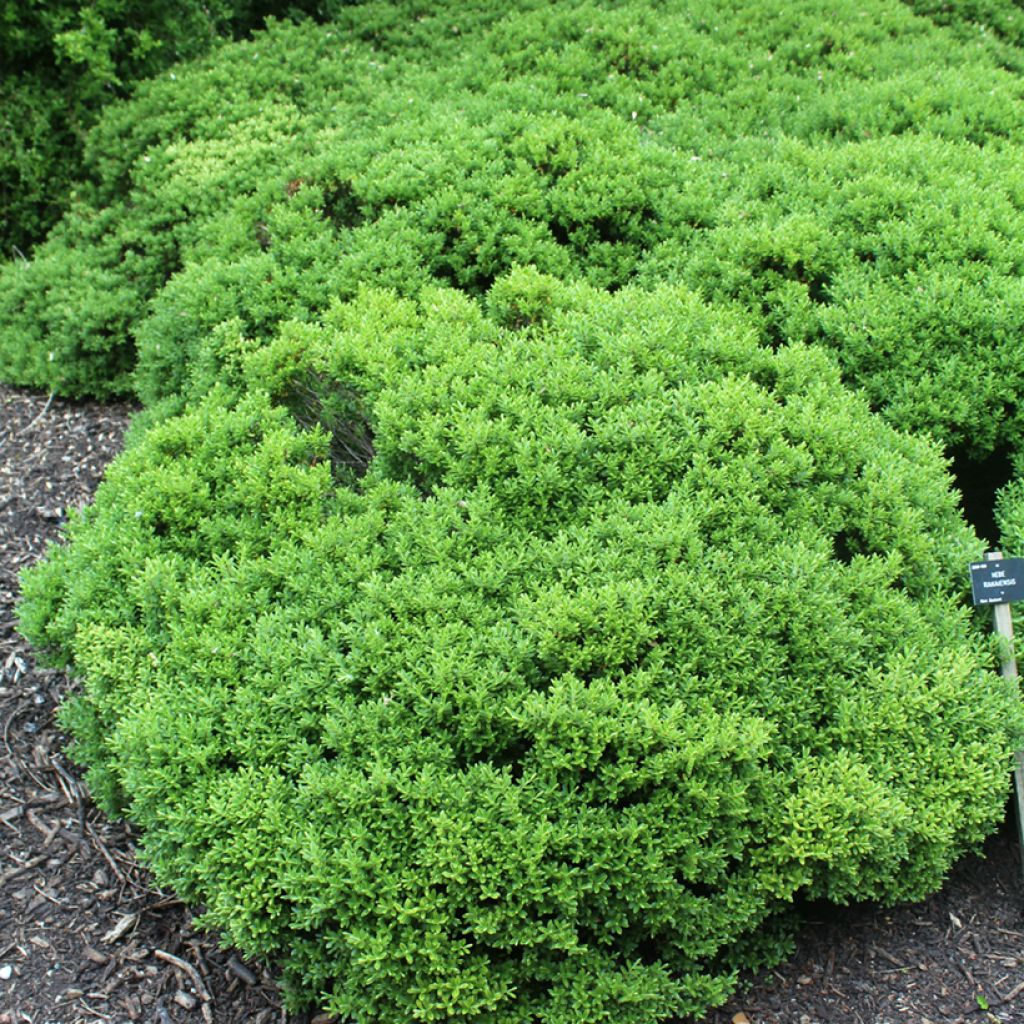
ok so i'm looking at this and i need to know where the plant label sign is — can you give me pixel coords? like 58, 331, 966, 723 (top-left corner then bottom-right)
969, 558, 1024, 606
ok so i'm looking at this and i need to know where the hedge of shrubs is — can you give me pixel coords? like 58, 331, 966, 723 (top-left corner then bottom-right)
7, 1, 1024, 1021
5, 0, 1024, 464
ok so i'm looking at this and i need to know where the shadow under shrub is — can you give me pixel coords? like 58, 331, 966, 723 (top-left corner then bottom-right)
20, 278, 1023, 1023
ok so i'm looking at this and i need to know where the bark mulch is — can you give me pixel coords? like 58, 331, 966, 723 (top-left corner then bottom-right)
2, 382, 1023, 1024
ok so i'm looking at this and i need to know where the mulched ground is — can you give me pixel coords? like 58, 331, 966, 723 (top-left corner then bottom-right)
2, 382, 1023, 1024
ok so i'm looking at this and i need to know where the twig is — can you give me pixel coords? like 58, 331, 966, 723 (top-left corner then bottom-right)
48, 757, 82, 806
31, 882, 63, 906
19, 759, 52, 794
146, 894, 185, 910
0, 804, 25, 831
78, 1000, 114, 1021
956, 960, 977, 988
190, 945, 218, 1021
16, 390, 57, 435
1, 699, 31, 757
101, 912, 138, 944
994, 977, 1024, 1005
187, 939, 212, 979
83, 818, 128, 886
153, 948, 211, 1003
0, 853, 46, 885
11, 245, 29, 264
26, 807, 61, 847
869, 944, 905, 969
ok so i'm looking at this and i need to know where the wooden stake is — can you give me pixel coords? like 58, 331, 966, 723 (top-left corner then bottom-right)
987, 552, 1024, 884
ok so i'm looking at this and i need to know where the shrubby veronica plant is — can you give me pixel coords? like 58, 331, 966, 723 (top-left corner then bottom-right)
20, 278, 1024, 1022
8, 0, 1024, 1019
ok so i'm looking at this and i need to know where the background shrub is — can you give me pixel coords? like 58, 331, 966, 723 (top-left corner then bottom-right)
0, 0, 349, 260
664, 135, 1024, 462
0, 0, 546, 261
6, 0, 1024, 481
899, 0, 1024, 60
21, 279, 1023, 1023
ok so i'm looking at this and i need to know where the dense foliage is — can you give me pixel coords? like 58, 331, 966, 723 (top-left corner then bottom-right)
901, 0, 1024, 57
5, 0, 1024, 467
0, 0, 334, 257
22, 280, 1022, 1022
8, 0, 1024, 1019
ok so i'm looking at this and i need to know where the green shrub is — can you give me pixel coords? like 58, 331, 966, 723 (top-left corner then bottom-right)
665, 135, 1024, 458
0, 16, 394, 398
130, 100, 689, 406
0, 0, 344, 259
900, 0, 1024, 60
22, 278, 1022, 1023
6, 0, 1024, 467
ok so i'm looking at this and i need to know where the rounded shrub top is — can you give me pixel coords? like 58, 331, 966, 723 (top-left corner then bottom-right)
22, 275, 1021, 1023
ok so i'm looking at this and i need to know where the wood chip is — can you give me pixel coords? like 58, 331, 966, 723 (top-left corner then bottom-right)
0, 853, 45, 885
173, 990, 198, 1010
995, 978, 1024, 1005
82, 944, 108, 964
101, 912, 139, 944
0, 805, 24, 829
227, 956, 258, 986
25, 807, 60, 847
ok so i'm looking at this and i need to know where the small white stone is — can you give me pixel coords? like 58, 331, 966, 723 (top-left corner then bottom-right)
0, 964, 13, 981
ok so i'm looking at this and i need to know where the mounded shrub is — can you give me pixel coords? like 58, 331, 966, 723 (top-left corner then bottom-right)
5, 0, 1024, 476
22, 278, 1022, 1023
8, 0, 1024, 1016
129, 100, 689, 407
664, 134, 1024, 459
0, 0, 339, 258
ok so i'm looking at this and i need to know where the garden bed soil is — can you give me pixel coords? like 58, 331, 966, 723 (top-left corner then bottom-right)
2, 382, 1023, 1024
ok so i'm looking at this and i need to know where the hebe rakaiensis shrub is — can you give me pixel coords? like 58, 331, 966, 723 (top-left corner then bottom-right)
8, 0, 1024, 452
21, 277, 1023, 1023
0, 0, 342, 257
